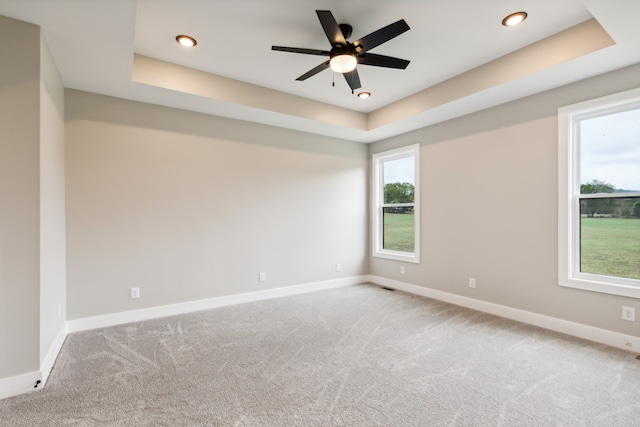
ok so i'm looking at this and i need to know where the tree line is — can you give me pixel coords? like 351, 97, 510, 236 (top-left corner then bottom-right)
385, 180, 640, 218
384, 182, 415, 213
581, 180, 640, 218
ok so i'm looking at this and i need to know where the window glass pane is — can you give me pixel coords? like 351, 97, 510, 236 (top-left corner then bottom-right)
383, 207, 415, 252
373, 144, 419, 262
383, 156, 415, 204
580, 107, 640, 194
580, 197, 640, 280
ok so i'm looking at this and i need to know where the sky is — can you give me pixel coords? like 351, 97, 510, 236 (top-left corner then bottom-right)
383, 156, 414, 185
580, 107, 640, 192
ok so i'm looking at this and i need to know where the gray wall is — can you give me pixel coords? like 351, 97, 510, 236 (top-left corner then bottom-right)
65, 90, 368, 319
0, 16, 41, 378
370, 63, 640, 337
0, 16, 66, 380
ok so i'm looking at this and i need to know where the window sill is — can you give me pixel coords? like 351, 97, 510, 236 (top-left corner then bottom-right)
559, 275, 640, 299
373, 250, 420, 264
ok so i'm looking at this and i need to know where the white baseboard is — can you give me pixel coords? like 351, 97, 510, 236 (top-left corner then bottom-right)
0, 370, 41, 401
0, 322, 69, 401
68, 276, 365, 333
367, 275, 640, 353
41, 323, 69, 386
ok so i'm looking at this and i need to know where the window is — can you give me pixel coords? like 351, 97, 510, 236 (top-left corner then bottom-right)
372, 144, 420, 263
558, 88, 640, 298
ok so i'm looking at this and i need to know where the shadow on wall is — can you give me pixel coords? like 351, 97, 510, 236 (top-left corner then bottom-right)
64, 89, 367, 158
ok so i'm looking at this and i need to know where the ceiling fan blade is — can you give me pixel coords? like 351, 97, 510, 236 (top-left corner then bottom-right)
353, 19, 410, 52
359, 53, 410, 69
316, 10, 346, 46
343, 68, 361, 91
296, 61, 331, 81
272, 46, 330, 56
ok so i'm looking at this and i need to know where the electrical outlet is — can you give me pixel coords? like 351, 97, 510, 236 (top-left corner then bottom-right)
469, 278, 476, 288
336, 263, 341, 272
130, 287, 140, 299
622, 306, 635, 321
57, 304, 62, 320
259, 272, 266, 282
400, 266, 405, 274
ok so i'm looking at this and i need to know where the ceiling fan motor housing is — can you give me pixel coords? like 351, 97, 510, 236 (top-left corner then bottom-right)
339, 23, 353, 39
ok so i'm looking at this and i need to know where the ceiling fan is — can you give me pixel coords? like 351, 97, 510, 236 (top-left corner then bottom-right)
272, 10, 410, 93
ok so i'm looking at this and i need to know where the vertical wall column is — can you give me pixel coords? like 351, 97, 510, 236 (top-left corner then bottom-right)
0, 15, 66, 398
0, 15, 42, 382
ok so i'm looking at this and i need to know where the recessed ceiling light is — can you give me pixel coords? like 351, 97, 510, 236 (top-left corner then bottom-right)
357, 92, 371, 99
502, 11, 528, 27
176, 35, 197, 47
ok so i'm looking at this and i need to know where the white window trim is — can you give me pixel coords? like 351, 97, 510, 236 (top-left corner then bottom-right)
558, 88, 640, 299
372, 144, 420, 263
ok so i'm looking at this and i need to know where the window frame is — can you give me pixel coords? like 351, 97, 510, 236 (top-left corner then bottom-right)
372, 144, 420, 263
558, 88, 640, 298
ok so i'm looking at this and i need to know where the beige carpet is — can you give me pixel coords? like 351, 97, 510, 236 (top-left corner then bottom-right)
1, 283, 639, 426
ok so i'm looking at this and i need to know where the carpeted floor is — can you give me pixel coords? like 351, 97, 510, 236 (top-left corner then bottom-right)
1, 283, 640, 426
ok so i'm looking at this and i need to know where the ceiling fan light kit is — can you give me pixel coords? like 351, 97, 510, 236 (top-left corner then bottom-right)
330, 53, 357, 73
272, 10, 410, 93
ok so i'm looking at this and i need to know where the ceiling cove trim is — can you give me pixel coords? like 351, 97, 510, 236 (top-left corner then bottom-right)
369, 19, 614, 130
132, 54, 367, 131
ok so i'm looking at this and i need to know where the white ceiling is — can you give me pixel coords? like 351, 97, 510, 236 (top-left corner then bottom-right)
1, 0, 639, 142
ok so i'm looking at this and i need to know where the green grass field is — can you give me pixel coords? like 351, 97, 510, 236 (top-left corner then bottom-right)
383, 213, 640, 281
581, 217, 640, 280
383, 212, 415, 252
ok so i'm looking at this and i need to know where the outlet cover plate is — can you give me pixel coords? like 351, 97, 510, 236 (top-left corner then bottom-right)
622, 306, 635, 321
